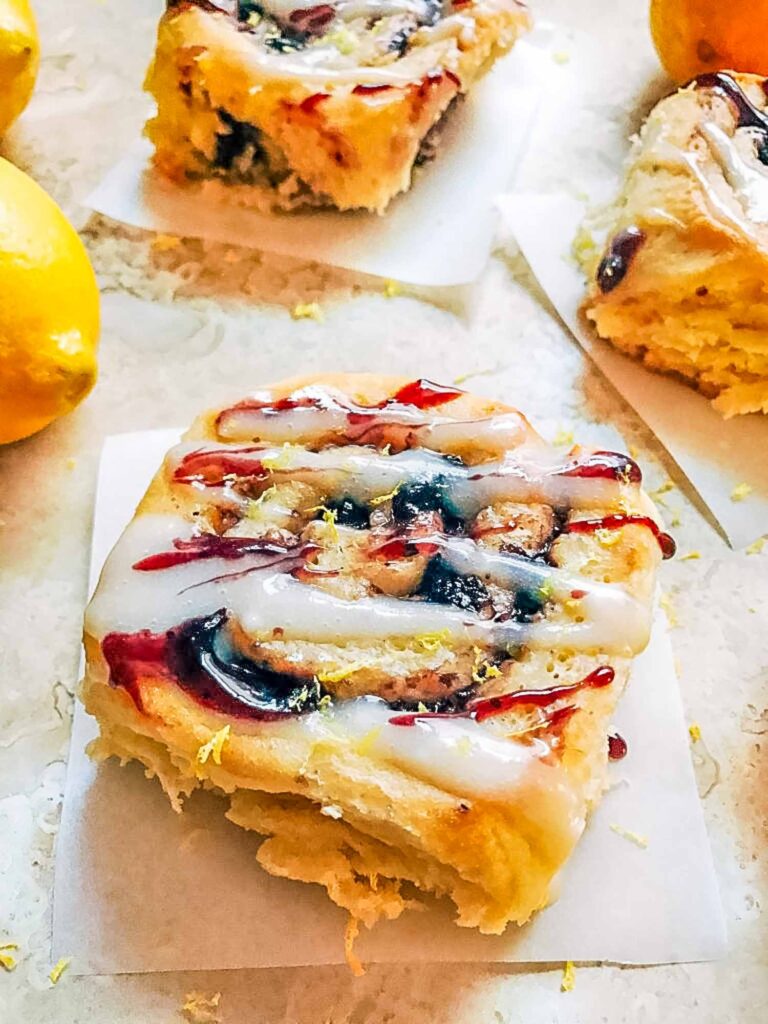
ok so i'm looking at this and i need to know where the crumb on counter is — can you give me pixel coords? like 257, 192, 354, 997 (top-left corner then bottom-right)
649, 480, 675, 505
561, 960, 576, 991
689, 723, 702, 743
552, 427, 574, 447
182, 990, 222, 1024
609, 823, 648, 848
0, 943, 18, 971
65, 457, 77, 471
660, 591, 678, 628
730, 482, 752, 502
291, 301, 324, 322
196, 724, 231, 767
746, 537, 765, 555
49, 957, 71, 984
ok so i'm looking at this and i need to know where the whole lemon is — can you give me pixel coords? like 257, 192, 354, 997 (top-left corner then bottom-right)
0, 0, 39, 135
651, 0, 768, 84
0, 157, 100, 444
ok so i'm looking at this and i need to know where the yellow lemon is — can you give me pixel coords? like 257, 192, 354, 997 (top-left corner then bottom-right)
651, 0, 768, 84
0, 0, 39, 135
0, 157, 100, 444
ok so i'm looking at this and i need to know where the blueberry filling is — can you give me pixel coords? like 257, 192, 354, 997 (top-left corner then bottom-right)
596, 227, 645, 294
167, 609, 325, 717
756, 136, 768, 166
392, 476, 464, 532
417, 555, 491, 614
214, 109, 263, 170
324, 496, 370, 529
513, 587, 546, 621
237, 0, 263, 21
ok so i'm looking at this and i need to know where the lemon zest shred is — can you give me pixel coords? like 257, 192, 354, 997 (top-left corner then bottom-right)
196, 724, 230, 767
414, 630, 451, 652
317, 693, 333, 715
571, 225, 596, 269
324, 25, 356, 53
383, 279, 401, 298
317, 662, 366, 684
561, 960, 576, 992
261, 443, 298, 471
552, 427, 574, 447
670, 511, 682, 527
246, 485, 277, 516
689, 723, 702, 743
746, 536, 765, 555
453, 368, 495, 384
291, 301, 324, 322
472, 646, 501, 684
679, 551, 701, 561
370, 483, 402, 506
660, 591, 678, 628
609, 823, 648, 848
182, 990, 222, 1023
552, 49, 571, 65
344, 916, 365, 976
649, 480, 675, 503
730, 482, 752, 502
49, 957, 71, 984
0, 943, 18, 971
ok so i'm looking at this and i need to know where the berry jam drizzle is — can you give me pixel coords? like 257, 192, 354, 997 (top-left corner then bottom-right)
560, 450, 642, 484
215, 378, 463, 433
174, 446, 267, 485
565, 514, 676, 559
694, 71, 768, 132
132, 534, 305, 571
608, 732, 628, 760
384, 379, 464, 410
102, 610, 324, 720
596, 227, 645, 294
389, 666, 615, 726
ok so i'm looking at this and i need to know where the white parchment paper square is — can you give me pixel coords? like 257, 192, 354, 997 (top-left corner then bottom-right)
85, 33, 550, 287
52, 430, 726, 974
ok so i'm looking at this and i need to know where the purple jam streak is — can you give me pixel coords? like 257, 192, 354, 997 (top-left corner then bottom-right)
596, 227, 645, 294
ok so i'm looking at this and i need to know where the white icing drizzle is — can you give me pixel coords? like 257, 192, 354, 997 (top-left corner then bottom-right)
166, 440, 630, 513
86, 512, 649, 654
216, 388, 530, 454
701, 122, 768, 224
315, 697, 582, 815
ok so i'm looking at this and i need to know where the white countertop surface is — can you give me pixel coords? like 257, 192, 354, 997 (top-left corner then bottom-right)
0, 1, 766, 1021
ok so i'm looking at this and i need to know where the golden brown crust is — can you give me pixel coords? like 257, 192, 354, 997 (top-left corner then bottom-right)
144, 2, 530, 212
